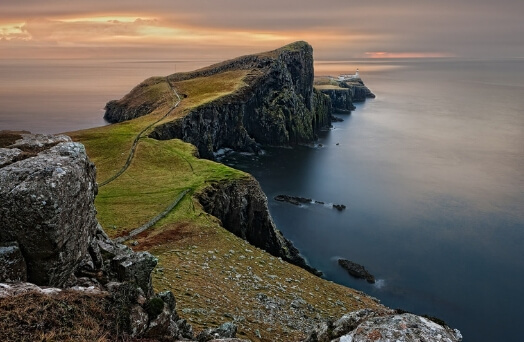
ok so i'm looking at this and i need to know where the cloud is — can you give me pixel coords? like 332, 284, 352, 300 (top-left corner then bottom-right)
0, 0, 523, 59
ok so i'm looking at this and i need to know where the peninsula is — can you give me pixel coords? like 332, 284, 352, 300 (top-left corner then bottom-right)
0, 42, 461, 341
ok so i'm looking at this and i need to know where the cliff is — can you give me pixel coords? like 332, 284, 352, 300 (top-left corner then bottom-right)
104, 41, 332, 159
197, 177, 321, 276
314, 78, 375, 113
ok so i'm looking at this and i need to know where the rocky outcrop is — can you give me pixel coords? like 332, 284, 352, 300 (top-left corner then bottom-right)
0, 241, 27, 282
338, 258, 375, 284
105, 41, 332, 159
0, 133, 98, 286
342, 79, 376, 102
0, 133, 194, 340
303, 309, 462, 342
197, 177, 321, 276
317, 79, 375, 114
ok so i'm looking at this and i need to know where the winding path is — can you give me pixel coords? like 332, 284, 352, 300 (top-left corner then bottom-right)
97, 76, 189, 241
99, 76, 181, 187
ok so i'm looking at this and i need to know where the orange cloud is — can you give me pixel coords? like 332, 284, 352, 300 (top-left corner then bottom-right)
365, 51, 453, 58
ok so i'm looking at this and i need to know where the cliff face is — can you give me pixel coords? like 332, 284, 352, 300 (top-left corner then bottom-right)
104, 41, 332, 159
318, 88, 356, 113
317, 79, 375, 114
197, 177, 321, 276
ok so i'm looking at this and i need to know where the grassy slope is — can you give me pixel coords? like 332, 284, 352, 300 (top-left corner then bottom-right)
69, 61, 384, 341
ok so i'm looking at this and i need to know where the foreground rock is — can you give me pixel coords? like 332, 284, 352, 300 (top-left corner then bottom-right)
338, 259, 375, 284
0, 133, 193, 340
304, 309, 462, 342
0, 133, 98, 286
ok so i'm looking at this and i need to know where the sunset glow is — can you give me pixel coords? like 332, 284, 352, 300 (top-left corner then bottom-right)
0, 0, 522, 59
365, 51, 453, 59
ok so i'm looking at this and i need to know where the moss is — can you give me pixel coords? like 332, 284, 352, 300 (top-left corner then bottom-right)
145, 297, 165, 320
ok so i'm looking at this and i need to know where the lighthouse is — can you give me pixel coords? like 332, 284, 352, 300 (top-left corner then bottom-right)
354, 68, 360, 79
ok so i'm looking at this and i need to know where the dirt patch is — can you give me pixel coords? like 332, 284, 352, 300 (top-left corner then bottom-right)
134, 222, 205, 251
0, 130, 28, 148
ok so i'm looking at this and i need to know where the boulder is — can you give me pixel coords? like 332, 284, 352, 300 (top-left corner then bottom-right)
110, 251, 158, 297
0, 135, 98, 287
197, 322, 237, 342
0, 148, 22, 167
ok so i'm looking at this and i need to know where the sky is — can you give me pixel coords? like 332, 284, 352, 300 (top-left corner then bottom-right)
1, 0, 524, 60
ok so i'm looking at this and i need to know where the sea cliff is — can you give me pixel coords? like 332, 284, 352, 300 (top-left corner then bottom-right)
105, 41, 332, 159
314, 78, 375, 113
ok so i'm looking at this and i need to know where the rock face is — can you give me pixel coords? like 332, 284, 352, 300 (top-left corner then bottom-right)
197, 177, 321, 276
0, 241, 27, 282
318, 79, 375, 113
338, 258, 375, 284
0, 134, 98, 286
303, 309, 462, 342
318, 88, 356, 113
104, 41, 332, 159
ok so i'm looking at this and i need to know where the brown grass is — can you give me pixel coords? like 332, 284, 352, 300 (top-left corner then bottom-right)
0, 291, 114, 342
0, 130, 29, 148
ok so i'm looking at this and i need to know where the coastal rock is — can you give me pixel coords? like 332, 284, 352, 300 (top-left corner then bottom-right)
197, 178, 321, 276
110, 251, 158, 297
338, 259, 375, 283
318, 88, 356, 113
303, 309, 462, 342
275, 194, 312, 205
0, 137, 98, 287
275, 194, 346, 211
317, 79, 375, 114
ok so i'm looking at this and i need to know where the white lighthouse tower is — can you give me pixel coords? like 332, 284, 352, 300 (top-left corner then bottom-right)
337, 68, 360, 82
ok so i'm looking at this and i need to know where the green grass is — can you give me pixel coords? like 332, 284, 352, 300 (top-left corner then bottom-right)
175, 70, 248, 109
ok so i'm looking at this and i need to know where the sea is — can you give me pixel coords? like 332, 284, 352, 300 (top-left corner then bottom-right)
1, 57, 523, 341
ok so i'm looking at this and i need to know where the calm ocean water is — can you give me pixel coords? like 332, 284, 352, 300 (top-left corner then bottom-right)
2, 58, 524, 341
224, 59, 524, 342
